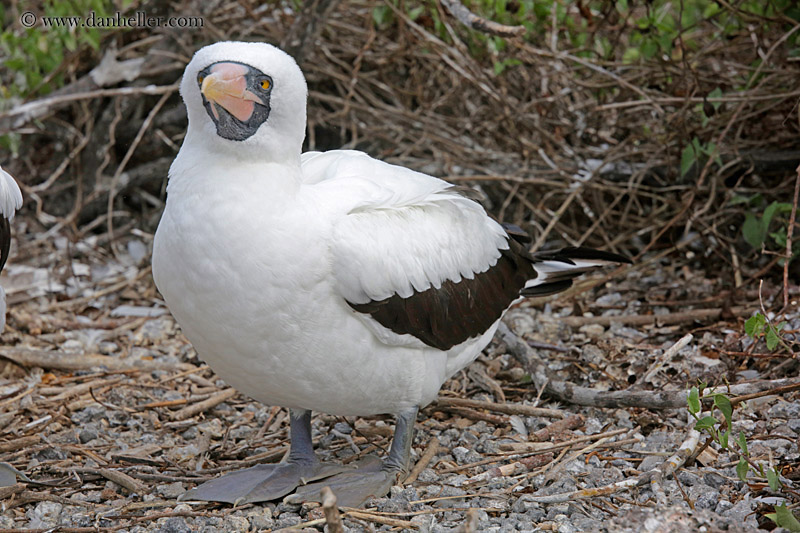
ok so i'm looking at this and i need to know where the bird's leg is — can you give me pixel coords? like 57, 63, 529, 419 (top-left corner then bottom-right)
383, 406, 418, 474
180, 408, 351, 504
286, 408, 316, 466
286, 406, 419, 507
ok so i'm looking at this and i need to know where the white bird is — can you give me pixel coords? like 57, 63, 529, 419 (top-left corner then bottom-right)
0, 166, 22, 333
152, 41, 630, 507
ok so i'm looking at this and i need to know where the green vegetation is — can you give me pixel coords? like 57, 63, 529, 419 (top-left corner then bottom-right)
0, 0, 120, 103
688, 384, 800, 530
745, 312, 789, 352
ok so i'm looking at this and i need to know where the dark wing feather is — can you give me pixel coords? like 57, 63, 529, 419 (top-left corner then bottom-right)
0, 217, 10, 273
348, 238, 535, 351
349, 223, 632, 351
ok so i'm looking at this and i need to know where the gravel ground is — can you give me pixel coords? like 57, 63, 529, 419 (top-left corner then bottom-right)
0, 232, 798, 532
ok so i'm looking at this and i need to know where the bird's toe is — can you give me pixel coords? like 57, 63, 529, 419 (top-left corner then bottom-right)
284, 456, 398, 508
180, 461, 352, 505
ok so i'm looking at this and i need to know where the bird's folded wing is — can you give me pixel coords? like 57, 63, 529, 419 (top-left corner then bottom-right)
315, 151, 530, 351
0, 168, 22, 273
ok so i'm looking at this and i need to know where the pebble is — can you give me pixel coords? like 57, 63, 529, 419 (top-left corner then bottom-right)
157, 517, 191, 533
155, 482, 185, 499
26, 501, 62, 528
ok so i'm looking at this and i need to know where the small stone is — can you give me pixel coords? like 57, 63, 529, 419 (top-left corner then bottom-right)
676, 470, 697, 486
716, 500, 733, 514
579, 324, 605, 338
703, 471, 727, 489
417, 468, 438, 483
451, 446, 471, 464
639, 455, 662, 472
222, 515, 249, 532
693, 488, 720, 510
274, 514, 301, 529
158, 517, 191, 533
78, 426, 99, 444
247, 508, 274, 530
156, 482, 185, 499
27, 501, 62, 528
768, 400, 800, 419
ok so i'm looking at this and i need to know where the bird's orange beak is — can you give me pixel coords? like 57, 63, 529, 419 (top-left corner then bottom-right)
201, 63, 261, 122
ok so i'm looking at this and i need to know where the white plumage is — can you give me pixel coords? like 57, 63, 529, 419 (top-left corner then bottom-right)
152, 41, 628, 505
0, 165, 22, 332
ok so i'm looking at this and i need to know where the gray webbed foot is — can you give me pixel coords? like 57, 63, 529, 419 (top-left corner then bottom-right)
180, 461, 352, 504
284, 455, 396, 507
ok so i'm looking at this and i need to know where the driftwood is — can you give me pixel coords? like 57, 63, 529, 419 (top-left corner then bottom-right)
498, 322, 800, 409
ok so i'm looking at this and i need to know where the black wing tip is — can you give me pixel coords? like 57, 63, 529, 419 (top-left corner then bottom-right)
0, 217, 10, 274
544, 246, 633, 265
521, 279, 574, 297
500, 222, 532, 244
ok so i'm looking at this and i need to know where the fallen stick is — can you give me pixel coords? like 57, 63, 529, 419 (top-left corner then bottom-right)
0, 436, 40, 453
0, 347, 191, 372
555, 307, 747, 327
342, 510, 417, 529
404, 437, 440, 485
438, 406, 508, 425
530, 414, 585, 442
169, 388, 238, 421
526, 416, 701, 504
72, 467, 147, 495
435, 397, 565, 418
321, 487, 344, 533
498, 322, 800, 409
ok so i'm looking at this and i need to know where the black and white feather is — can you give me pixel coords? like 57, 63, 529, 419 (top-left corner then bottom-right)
0, 166, 22, 332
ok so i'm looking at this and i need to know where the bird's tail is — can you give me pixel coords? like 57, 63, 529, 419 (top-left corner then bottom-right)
521, 247, 632, 297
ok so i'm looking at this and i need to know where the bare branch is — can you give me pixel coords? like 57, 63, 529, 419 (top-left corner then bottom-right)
441, 0, 526, 38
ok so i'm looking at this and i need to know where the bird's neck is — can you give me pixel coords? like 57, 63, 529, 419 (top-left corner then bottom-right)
168, 141, 303, 202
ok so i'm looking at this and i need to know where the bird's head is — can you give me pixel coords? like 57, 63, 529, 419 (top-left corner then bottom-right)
180, 41, 307, 163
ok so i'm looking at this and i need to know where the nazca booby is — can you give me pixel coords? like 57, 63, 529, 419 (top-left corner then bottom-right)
152, 41, 630, 507
0, 166, 22, 333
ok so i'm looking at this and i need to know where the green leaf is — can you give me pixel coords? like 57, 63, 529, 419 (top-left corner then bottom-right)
736, 457, 749, 481
720, 428, 730, 449
372, 5, 392, 27
766, 467, 782, 491
729, 194, 753, 206
407, 6, 425, 21
694, 415, 718, 430
622, 47, 640, 64
771, 503, 800, 532
762, 201, 780, 228
641, 39, 659, 59
765, 323, 785, 351
745, 313, 766, 338
680, 143, 696, 177
708, 87, 723, 110
743, 213, 765, 248
687, 386, 701, 414
714, 394, 733, 428
737, 431, 748, 456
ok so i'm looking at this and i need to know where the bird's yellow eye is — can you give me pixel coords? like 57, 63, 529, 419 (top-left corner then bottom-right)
260, 79, 270, 90
198, 75, 204, 84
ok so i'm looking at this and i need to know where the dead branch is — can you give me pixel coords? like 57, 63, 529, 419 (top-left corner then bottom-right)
441, 0, 526, 37
498, 322, 800, 409
0, 347, 191, 372
404, 436, 440, 484
282, 0, 343, 64
169, 388, 238, 421
322, 486, 345, 532
434, 396, 565, 418
556, 307, 748, 328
